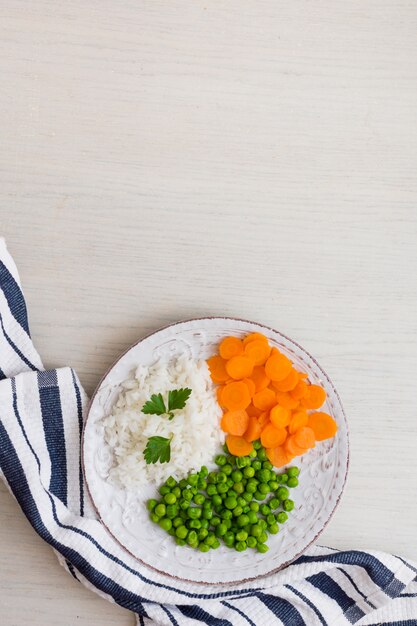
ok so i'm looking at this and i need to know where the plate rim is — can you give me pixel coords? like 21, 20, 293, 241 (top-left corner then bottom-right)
82, 316, 350, 586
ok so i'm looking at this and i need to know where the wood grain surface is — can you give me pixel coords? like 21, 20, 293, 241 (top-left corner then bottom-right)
1, 1, 417, 624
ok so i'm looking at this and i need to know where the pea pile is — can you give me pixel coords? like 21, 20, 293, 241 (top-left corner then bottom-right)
147, 440, 299, 553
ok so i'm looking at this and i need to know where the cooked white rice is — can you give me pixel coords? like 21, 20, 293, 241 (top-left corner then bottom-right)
103, 355, 224, 490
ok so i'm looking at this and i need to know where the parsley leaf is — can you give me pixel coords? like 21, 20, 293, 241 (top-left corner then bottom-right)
168, 388, 192, 413
143, 436, 172, 464
142, 393, 166, 416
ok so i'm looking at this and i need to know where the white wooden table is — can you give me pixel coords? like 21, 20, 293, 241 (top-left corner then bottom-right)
1, 1, 417, 624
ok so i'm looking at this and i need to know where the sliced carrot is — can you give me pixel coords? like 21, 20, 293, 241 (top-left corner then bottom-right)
272, 369, 299, 392
219, 336, 244, 360
253, 388, 277, 411
226, 434, 254, 457
246, 403, 263, 417
250, 366, 271, 392
207, 355, 230, 382
242, 377, 256, 397
270, 405, 291, 428
221, 381, 251, 411
221, 409, 249, 436
260, 423, 287, 448
301, 384, 326, 409
275, 390, 300, 410
216, 385, 225, 405
257, 411, 270, 428
266, 445, 290, 468
285, 435, 307, 458
226, 356, 254, 380
265, 352, 292, 382
294, 426, 316, 449
290, 380, 308, 400
308, 412, 338, 441
244, 416, 262, 442
288, 410, 308, 434
299, 372, 309, 380
244, 339, 271, 366
243, 332, 269, 345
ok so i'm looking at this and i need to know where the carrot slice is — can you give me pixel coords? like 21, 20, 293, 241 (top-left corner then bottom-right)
221, 381, 251, 411
285, 435, 307, 457
244, 339, 271, 366
308, 412, 338, 441
275, 391, 300, 410
244, 416, 262, 442
290, 380, 308, 400
257, 411, 270, 428
253, 388, 277, 411
261, 423, 287, 448
288, 410, 308, 434
250, 366, 271, 392
242, 377, 256, 397
294, 426, 315, 449
207, 355, 230, 382
266, 445, 290, 468
299, 372, 309, 380
226, 435, 254, 457
216, 385, 225, 405
270, 405, 291, 428
265, 352, 292, 382
226, 356, 254, 380
301, 384, 326, 409
272, 369, 299, 392
221, 409, 249, 436
219, 336, 244, 360
243, 332, 269, 345
246, 403, 263, 417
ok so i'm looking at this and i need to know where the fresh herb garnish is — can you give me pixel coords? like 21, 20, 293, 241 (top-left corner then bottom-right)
142, 388, 192, 421
143, 435, 172, 464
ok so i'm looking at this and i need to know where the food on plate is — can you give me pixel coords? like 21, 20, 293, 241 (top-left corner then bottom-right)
208, 332, 338, 467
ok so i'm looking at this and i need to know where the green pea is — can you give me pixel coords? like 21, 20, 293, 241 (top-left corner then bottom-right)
235, 541, 247, 551
206, 484, 217, 496
237, 496, 246, 508
225, 496, 237, 510
257, 469, 271, 482
246, 480, 258, 494
188, 474, 199, 486
236, 530, 248, 542
217, 483, 228, 494
176, 525, 188, 539
258, 519, 268, 530
280, 473, 288, 484
252, 460, 262, 471
277, 487, 289, 500
248, 449, 257, 458
159, 517, 172, 531
287, 477, 299, 488
231, 470, 243, 483
207, 471, 218, 484
283, 499, 295, 512
222, 443, 229, 453
243, 505, 250, 514
237, 514, 250, 527
275, 474, 282, 484
198, 528, 209, 540
189, 519, 202, 529
287, 466, 299, 477
254, 490, 265, 501
222, 464, 233, 475
165, 476, 176, 488
179, 500, 190, 511
259, 531, 268, 543
211, 495, 222, 508
175, 537, 186, 546
211, 516, 221, 527
269, 480, 279, 491
242, 492, 252, 502
223, 518, 232, 529
168, 527, 177, 536
198, 543, 209, 552
182, 489, 193, 501
226, 478, 234, 488
150, 512, 159, 523
215, 454, 227, 466
187, 507, 201, 519
159, 485, 170, 496
199, 465, 209, 477
178, 478, 188, 488
250, 524, 262, 538
257, 448, 267, 461
200, 519, 209, 529
232, 506, 243, 517
260, 504, 270, 516
235, 456, 249, 468
197, 478, 207, 490
269, 497, 280, 510
247, 511, 258, 524
258, 483, 270, 495
154, 503, 166, 518
243, 466, 255, 478
211, 538, 221, 549
166, 504, 178, 518
269, 523, 279, 534
147, 498, 157, 511
202, 509, 213, 520
263, 461, 273, 471
172, 487, 181, 498
257, 543, 269, 553
193, 493, 205, 505
249, 501, 259, 512
221, 508, 233, 520
233, 482, 244, 494
172, 517, 183, 528
253, 440, 262, 449
187, 530, 198, 545
204, 534, 216, 546
247, 536, 257, 548
216, 523, 227, 537
266, 514, 276, 526
223, 531, 235, 546
216, 472, 227, 483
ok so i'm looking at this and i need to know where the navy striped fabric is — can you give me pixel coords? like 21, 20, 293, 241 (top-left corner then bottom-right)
0, 238, 417, 626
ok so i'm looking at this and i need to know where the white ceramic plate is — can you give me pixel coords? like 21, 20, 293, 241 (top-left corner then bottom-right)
83, 317, 349, 585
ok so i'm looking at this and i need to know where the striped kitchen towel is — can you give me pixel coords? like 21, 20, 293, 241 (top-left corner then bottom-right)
0, 238, 416, 626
